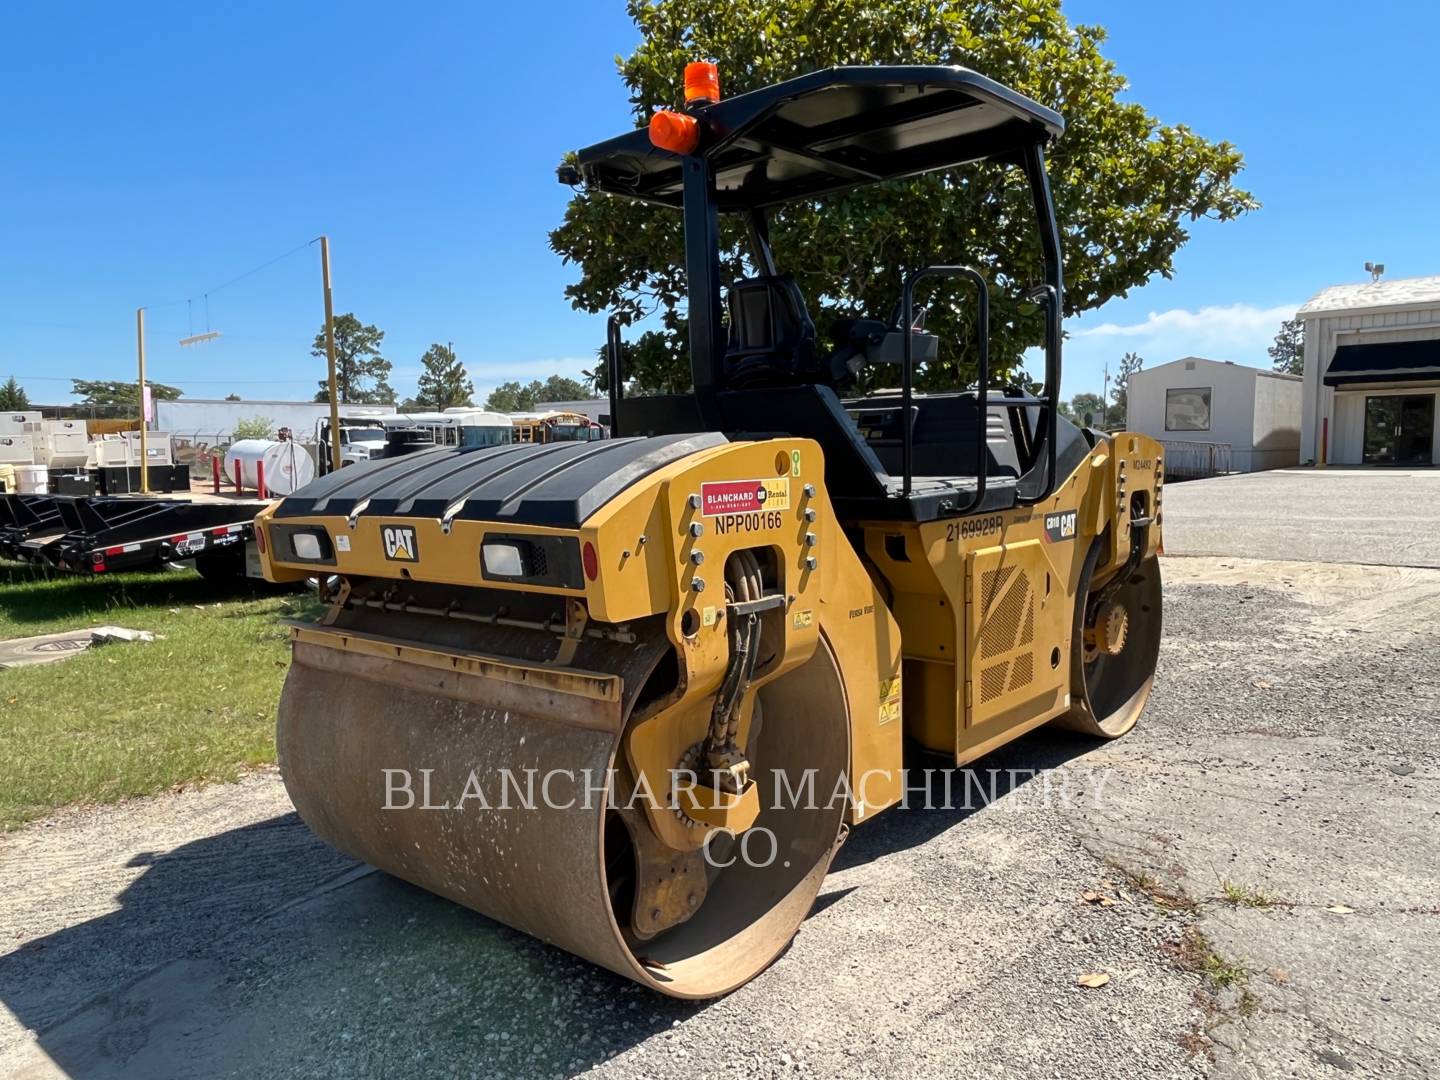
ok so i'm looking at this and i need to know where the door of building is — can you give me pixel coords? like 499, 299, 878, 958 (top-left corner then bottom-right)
1363, 394, 1435, 464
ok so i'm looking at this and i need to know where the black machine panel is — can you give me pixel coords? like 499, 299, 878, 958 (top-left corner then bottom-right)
274, 434, 727, 529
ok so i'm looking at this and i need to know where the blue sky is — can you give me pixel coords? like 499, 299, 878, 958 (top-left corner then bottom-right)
1, 1, 1436, 408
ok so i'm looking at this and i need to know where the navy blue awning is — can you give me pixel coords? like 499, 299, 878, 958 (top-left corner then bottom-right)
1324, 339, 1440, 386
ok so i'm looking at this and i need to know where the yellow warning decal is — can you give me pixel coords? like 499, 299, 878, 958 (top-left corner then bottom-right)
792, 607, 814, 629
878, 674, 902, 725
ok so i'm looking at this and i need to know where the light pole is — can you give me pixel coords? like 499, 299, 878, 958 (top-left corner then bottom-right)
319, 236, 341, 471
135, 307, 149, 494
1101, 361, 1110, 430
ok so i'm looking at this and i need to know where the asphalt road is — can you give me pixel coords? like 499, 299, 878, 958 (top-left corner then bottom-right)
3, 468, 1438, 1079
1160, 467, 1440, 568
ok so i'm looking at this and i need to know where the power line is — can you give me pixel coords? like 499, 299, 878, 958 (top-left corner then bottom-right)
141, 238, 317, 311
194, 239, 316, 300
0, 240, 319, 331
4, 373, 322, 386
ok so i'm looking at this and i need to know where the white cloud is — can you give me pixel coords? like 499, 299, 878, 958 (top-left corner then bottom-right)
1048, 301, 1302, 400
1072, 302, 1299, 353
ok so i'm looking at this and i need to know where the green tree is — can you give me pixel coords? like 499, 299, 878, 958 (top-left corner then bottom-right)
312, 314, 394, 404
589, 313, 692, 395
225, 393, 242, 401
231, 416, 274, 440
1069, 392, 1106, 427
551, 0, 1256, 392
415, 343, 474, 410
1269, 317, 1304, 375
485, 381, 535, 412
537, 374, 590, 402
0, 376, 31, 410
1108, 351, 1143, 427
72, 379, 182, 405
485, 375, 594, 411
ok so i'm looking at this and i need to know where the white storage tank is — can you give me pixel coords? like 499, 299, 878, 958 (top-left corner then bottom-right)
223, 439, 316, 496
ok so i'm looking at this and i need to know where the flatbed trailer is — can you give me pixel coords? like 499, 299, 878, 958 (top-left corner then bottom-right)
0, 492, 269, 577
0, 494, 66, 561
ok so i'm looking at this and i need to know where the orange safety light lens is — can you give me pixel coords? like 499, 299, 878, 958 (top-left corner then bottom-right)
649, 109, 700, 155
684, 61, 721, 104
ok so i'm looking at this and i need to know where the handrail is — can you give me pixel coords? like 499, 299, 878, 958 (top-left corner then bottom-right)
1015, 142, 1063, 505
1014, 282, 1059, 505
900, 265, 989, 514
605, 314, 624, 438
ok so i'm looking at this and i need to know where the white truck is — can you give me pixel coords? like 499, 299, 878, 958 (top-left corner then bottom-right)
313, 408, 394, 474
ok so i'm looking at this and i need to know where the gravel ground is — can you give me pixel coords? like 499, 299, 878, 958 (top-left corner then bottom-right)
1159, 468, 1440, 568
2, 555, 1437, 1079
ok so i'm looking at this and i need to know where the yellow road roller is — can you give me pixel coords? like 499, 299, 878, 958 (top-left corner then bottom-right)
257, 63, 1163, 998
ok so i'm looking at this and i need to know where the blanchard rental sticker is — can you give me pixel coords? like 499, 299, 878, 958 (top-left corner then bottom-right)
700, 478, 791, 516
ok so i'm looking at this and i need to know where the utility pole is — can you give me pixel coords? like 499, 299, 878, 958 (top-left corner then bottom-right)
1101, 361, 1111, 429
319, 236, 341, 472
136, 307, 149, 494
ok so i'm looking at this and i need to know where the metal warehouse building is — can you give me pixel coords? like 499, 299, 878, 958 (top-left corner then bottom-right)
1299, 274, 1440, 466
1127, 356, 1302, 474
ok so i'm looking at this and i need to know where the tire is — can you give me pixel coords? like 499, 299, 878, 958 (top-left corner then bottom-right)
194, 548, 245, 584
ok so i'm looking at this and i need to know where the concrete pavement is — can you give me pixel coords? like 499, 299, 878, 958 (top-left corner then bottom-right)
1160, 467, 1440, 568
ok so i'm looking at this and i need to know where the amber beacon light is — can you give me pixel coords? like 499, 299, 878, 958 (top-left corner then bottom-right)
649, 109, 700, 154
684, 60, 721, 104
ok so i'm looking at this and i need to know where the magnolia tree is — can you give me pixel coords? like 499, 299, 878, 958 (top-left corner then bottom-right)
551, 0, 1257, 392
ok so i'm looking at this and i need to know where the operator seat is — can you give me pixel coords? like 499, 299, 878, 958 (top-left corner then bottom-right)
723, 275, 819, 386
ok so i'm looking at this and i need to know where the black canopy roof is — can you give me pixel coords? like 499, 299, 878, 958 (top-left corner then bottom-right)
1324, 339, 1440, 386
572, 65, 1064, 211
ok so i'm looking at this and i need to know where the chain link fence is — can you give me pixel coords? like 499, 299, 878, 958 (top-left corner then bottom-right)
1159, 440, 1233, 481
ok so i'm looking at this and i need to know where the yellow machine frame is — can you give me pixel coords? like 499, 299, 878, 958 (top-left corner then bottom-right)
258, 431, 1162, 827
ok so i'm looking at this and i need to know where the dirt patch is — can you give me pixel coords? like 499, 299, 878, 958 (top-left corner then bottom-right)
1162, 555, 1440, 644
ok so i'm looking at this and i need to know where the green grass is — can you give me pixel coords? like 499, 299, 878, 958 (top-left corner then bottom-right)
0, 561, 318, 829
1219, 879, 1285, 909
1170, 927, 1251, 991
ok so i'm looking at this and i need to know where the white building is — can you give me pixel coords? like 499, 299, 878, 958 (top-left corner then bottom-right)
1126, 356, 1302, 473
1298, 274, 1440, 466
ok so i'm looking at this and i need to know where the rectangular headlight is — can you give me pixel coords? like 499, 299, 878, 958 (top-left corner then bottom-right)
482, 542, 525, 577
292, 532, 324, 560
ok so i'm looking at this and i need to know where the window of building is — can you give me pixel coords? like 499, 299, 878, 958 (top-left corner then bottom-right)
1165, 387, 1212, 431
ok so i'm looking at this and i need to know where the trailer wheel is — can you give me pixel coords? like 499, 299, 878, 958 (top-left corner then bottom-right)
194, 548, 246, 584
